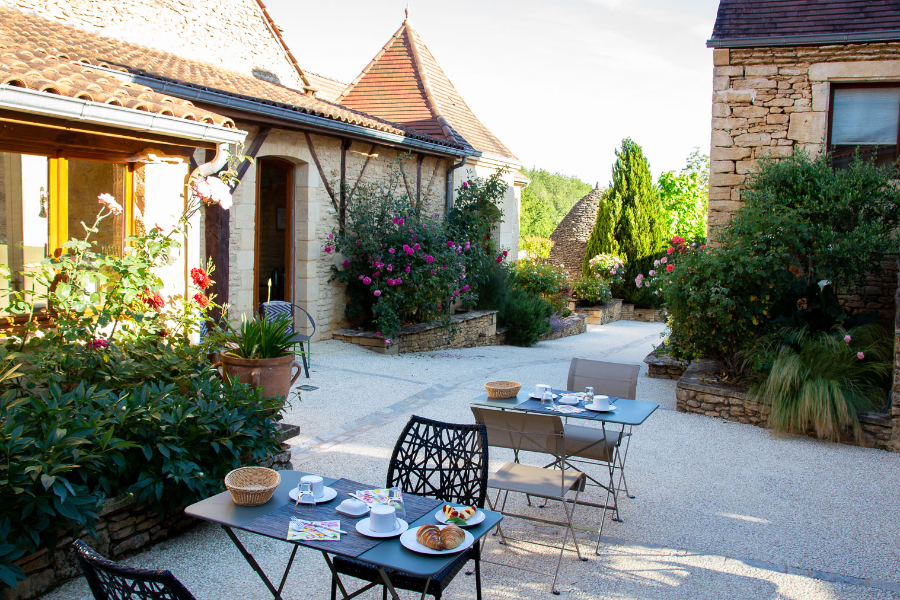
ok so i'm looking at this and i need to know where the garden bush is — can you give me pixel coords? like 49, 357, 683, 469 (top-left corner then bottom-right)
511, 261, 571, 315
329, 161, 507, 345
499, 288, 553, 346
521, 236, 553, 261
572, 277, 612, 306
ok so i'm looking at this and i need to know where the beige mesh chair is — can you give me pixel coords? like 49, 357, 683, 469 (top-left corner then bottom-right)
565, 359, 639, 551
471, 407, 586, 595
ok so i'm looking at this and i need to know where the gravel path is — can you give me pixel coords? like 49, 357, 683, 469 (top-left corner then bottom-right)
43, 321, 900, 599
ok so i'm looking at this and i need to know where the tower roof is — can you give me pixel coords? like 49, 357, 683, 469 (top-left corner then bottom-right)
339, 10, 517, 160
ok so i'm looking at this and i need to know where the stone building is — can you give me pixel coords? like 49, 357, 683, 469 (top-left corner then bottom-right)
549, 187, 602, 280
0, 0, 523, 339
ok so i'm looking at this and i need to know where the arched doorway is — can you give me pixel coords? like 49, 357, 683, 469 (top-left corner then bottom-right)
254, 157, 293, 307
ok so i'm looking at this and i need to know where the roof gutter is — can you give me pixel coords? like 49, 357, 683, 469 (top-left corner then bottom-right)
0, 85, 247, 144
446, 155, 468, 212
96, 67, 471, 159
708, 30, 900, 49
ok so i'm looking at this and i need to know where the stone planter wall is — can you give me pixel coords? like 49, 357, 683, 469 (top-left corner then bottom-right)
644, 351, 689, 380
4, 446, 293, 600
570, 299, 666, 325
675, 359, 896, 451
541, 314, 587, 341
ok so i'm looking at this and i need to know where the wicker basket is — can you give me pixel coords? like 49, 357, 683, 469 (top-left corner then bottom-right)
224, 467, 281, 506
484, 381, 522, 399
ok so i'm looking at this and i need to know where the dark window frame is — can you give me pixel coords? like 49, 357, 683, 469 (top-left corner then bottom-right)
827, 82, 900, 166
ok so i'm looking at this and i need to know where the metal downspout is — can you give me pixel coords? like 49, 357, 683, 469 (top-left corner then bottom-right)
446, 156, 467, 213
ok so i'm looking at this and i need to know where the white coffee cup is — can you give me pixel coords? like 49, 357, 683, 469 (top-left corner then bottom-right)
369, 504, 399, 533
338, 498, 367, 514
591, 395, 610, 411
534, 384, 551, 398
300, 475, 324, 498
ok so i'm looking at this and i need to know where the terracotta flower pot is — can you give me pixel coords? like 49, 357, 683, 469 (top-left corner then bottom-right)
215, 352, 303, 401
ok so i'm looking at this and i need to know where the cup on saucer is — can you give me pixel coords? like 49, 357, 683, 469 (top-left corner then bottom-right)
533, 383, 551, 398
590, 395, 610, 411
300, 475, 324, 499
369, 505, 399, 533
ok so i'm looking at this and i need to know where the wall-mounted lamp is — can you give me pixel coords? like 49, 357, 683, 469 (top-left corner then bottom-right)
38, 186, 47, 219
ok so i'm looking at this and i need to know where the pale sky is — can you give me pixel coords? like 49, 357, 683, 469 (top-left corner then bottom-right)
266, 0, 720, 184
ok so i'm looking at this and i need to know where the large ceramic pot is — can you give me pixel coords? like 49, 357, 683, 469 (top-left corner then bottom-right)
215, 352, 303, 401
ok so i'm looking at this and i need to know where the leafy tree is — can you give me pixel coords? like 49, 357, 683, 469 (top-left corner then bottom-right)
657, 148, 709, 241
583, 138, 667, 275
519, 168, 593, 242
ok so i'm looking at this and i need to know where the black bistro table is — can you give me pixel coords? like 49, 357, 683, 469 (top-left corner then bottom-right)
471, 390, 658, 520
185, 470, 502, 600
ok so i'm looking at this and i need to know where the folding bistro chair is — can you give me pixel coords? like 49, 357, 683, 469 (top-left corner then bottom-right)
73, 540, 198, 600
470, 407, 586, 595
565, 358, 639, 550
258, 301, 315, 378
330, 415, 489, 600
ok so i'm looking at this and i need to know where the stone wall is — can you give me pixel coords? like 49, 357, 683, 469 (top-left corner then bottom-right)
549, 189, 602, 280
708, 43, 900, 231
676, 359, 896, 451
541, 314, 587, 341
4, 0, 306, 91
3, 446, 292, 600
333, 310, 500, 354
571, 299, 622, 325
644, 351, 688, 380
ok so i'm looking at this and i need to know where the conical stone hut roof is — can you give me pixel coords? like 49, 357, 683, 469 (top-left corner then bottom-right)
549, 188, 603, 280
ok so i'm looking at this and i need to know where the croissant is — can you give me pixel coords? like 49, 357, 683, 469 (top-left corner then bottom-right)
439, 525, 465, 550
416, 524, 444, 550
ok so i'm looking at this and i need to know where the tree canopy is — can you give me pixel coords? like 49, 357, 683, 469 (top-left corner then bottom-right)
519, 168, 593, 242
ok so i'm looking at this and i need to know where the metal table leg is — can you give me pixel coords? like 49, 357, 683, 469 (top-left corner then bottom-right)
222, 525, 297, 600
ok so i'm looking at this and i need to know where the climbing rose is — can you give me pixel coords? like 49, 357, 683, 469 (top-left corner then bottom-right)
324, 246, 332, 254
502, 250, 508, 257
426, 255, 434, 264
387, 265, 393, 271
327, 233, 334, 239
858, 352, 865, 360
496, 255, 503, 263
393, 217, 400, 224
191, 267, 212, 289
385, 339, 392, 345
649, 270, 656, 276
97, 193, 123, 215
461, 284, 469, 292
375, 332, 382, 337
193, 293, 210, 307
447, 241, 454, 248
404, 266, 410, 273
464, 241, 470, 250
374, 290, 381, 297
844, 335, 852, 343
193, 176, 233, 210
667, 247, 675, 255
398, 218, 404, 225
343, 260, 350, 268
660, 256, 668, 264
389, 248, 395, 254
453, 290, 459, 295
373, 271, 380, 277
666, 264, 674, 272
142, 289, 165, 311
414, 243, 421, 250
88, 338, 108, 349
363, 277, 372, 285
671, 235, 685, 245
158, 330, 169, 338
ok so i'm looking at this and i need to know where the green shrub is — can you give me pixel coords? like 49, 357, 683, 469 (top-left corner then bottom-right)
657, 148, 709, 241
751, 326, 892, 441
474, 262, 512, 312
521, 236, 553, 261
572, 277, 612, 306
585, 253, 625, 284
500, 289, 552, 346
511, 261, 571, 315
611, 254, 666, 309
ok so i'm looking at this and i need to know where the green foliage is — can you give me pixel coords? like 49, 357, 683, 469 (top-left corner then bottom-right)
519, 169, 593, 242
611, 254, 666, 309
585, 253, 625, 284
583, 139, 667, 275
511, 261, 571, 315
657, 148, 709, 241
750, 326, 891, 441
223, 314, 303, 359
521, 236, 553, 261
329, 160, 507, 344
499, 288, 553, 347
474, 262, 512, 313
572, 277, 612, 306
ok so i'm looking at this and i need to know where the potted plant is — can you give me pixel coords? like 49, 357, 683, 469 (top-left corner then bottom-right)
215, 313, 305, 402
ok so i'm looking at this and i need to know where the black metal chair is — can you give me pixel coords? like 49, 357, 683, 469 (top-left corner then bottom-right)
330, 415, 489, 600
73, 540, 197, 600
257, 301, 315, 378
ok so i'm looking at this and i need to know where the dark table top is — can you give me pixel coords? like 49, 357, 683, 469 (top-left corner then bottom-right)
185, 470, 502, 578
470, 389, 659, 426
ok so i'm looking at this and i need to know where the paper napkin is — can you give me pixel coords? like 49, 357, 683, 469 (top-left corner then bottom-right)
287, 520, 341, 541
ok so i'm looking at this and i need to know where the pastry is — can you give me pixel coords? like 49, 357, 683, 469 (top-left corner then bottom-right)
416, 524, 444, 550
442, 505, 477, 521
439, 525, 465, 550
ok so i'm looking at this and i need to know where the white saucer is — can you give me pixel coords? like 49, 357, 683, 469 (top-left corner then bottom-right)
400, 526, 475, 555
336, 503, 369, 518
356, 517, 409, 538
558, 395, 579, 405
288, 486, 338, 503
529, 393, 558, 400
586, 404, 617, 412
434, 507, 485, 527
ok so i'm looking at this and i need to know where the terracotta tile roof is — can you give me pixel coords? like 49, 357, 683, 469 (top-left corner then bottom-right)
304, 70, 348, 103
0, 7, 462, 150
339, 11, 517, 160
710, 0, 900, 46
0, 44, 235, 127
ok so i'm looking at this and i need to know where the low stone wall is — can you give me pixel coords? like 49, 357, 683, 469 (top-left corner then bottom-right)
4, 447, 292, 600
631, 307, 667, 323
333, 310, 500, 354
541, 314, 587, 341
571, 299, 623, 324
644, 351, 689, 379
675, 359, 896, 451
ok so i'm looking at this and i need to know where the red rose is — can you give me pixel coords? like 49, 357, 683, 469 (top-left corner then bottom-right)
141, 289, 164, 311
667, 247, 675, 255
193, 293, 210, 307
190, 267, 212, 289
666, 264, 674, 272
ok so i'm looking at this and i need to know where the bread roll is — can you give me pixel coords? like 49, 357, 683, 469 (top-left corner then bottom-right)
440, 525, 465, 550
416, 524, 444, 550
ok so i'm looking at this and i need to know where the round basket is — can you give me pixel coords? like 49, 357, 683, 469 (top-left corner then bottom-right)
484, 381, 522, 399
224, 467, 280, 506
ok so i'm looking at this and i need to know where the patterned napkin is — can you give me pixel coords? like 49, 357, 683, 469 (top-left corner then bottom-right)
287, 519, 342, 541
548, 405, 586, 414
352, 489, 392, 507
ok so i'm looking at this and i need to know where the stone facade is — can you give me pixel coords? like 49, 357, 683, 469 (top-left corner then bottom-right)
708, 44, 900, 231
541, 314, 587, 341
3, 446, 292, 600
643, 351, 688, 380
569, 299, 666, 325
676, 359, 896, 451
549, 188, 602, 280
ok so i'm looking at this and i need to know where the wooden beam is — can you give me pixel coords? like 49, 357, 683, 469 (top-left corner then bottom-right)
304, 132, 339, 214
416, 153, 424, 212
340, 138, 351, 231
348, 144, 377, 202
235, 127, 271, 182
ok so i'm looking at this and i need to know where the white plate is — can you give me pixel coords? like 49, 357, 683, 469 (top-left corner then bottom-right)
434, 507, 485, 527
400, 525, 475, 555
335, 504, 369, 518
356, 518, 409, 538
528, 393, 558, 400
585, 404, 617, 412
288, 486, 338, 503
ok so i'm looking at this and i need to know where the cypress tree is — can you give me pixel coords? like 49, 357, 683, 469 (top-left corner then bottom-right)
582, 138, 666, 276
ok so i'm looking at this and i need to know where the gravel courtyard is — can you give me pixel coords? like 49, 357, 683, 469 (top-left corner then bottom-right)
44, 322, 900, 599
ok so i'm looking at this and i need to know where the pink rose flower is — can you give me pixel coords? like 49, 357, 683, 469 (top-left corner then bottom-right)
358, 274, 365, 280
461, 284, 469, 291
363, 277, 372, 285
667, 247, 675, 255
858, 352, 865, 359
426, 255, 434, 264
414, 243, 421, 250
464, 241, 470, 250
453, 290, 459, 295
97, 193, 123, 215
385, 339, 392, 345
328, 233, 334, 240
373, 271, 380, 277
395, 278, 402, 284
374, 290, 381, 297
398, 218, 404, 225
502, 250, 508, 257
649, 270, 656, 276
343, 260, 350, 268
405, 266, 410, 273
375, 332, 382, 337
447, 241, 454, 248
324, 246, 332, 253
844, 335, 851, 343
660, 256, 668, 264
666, 264, 674, 272
393, 217, 400, 224
387, 265, 393, 271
